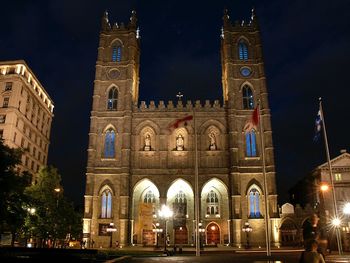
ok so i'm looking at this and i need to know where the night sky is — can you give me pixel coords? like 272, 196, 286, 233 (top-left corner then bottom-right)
1, 0, 349, 206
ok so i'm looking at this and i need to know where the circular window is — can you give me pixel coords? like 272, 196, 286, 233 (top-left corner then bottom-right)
240, 67, 251, 77
108, 69, 120, 79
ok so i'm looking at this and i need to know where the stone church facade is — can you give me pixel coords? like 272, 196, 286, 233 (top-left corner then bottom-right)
83, 10, 280, 248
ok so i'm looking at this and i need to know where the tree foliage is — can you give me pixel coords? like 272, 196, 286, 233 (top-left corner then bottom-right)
0, 140, 31, 245
25, 166, 82, 246
0, 140, 82, 247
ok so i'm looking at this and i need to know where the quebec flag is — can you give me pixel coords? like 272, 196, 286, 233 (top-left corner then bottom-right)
313, 110, 323, 142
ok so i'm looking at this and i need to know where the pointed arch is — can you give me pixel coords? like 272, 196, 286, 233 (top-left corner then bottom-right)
100, 184, 113, 219
247, 183, 262, 218
133, 178, 160, 202
238, 39, 249, 60
107, 86, 118, 110
201, 178, 229, 218
104, 128, 116, 158
242, 84, 254, 109
245, 129, 257, 157
111, 39, 123, 62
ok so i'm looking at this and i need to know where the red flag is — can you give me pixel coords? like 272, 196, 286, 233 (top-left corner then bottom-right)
168, 115, 193, 131
244, 107, 259, 132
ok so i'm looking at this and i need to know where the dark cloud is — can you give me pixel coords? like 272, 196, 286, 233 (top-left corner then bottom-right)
0, 0, 349, 205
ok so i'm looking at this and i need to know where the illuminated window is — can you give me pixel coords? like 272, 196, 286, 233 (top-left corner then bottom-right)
104, 129, 115, 158
107, 87, 118, 110
175, 190, 187, 204
3, 97, 9, 108
238, 40, 248, 60
0, 115, 5, 124
144, 190, 155, 203
5, 82, 12, 91
206, 190, 219, 215
242, 85, 254, 109
101, 190, 112, 218
246, 130, 257, 157
249, 188, 261, 218
335, 173, 342, 181
112, 46, 122, 62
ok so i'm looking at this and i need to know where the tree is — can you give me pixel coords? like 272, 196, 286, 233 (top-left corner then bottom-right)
0, 139, 32, 246
25, 166, 82, 247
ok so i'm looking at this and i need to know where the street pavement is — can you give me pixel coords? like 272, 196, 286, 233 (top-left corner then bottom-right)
130, 253, 350, 263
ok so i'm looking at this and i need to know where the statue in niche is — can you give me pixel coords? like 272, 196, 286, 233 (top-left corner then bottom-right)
209, 132, 217, 150
144, 134, 151, 151
176, 134, 184, 151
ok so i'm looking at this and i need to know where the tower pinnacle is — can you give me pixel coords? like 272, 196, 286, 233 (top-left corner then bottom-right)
101, 10, 111, 31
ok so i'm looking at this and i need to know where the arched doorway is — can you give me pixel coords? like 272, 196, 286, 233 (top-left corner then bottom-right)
174, 226, 188, 244
206, 223, 220, 245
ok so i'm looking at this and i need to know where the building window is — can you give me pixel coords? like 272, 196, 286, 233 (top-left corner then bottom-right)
238, 40, 248, 60
3, 97, 9, 108
5, 82, 12, 91
0, 115, 5, 124
21, 138, 25, 147
246, 130, 257, 157
242, 85, 254, 109
144, 190, 156, 203
101, 190, 112, 218
112, 46, 122, 62
175, 190, 187, 204
335, 173, 342, 181
206, 190, 219, 215
107, 87, 118, 110
104, 129, 116, 158
13, 132, 17, 143
249, 188, 261, 218
0, 129, 3, 139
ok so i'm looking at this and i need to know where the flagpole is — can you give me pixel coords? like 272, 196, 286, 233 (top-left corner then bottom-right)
193, 109, 200, 256
319, 97, 343, 255
258, 100, 271, 256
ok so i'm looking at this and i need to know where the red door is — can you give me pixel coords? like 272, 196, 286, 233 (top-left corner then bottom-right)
206, 223, 220, 245
175, 226, 188, 244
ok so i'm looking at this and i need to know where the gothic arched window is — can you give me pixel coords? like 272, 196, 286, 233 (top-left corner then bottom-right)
246, 130, 257, 157
206, 190, 219, 215
144, 190, 155, 203
238, 40, 248, 60
101, 189, 112, 218
112, 46, 122, 62
104, 129, 116, 158
249, 188, 261, 218
175, 190, 187, 204
242, 85, 254, 109
107, 87, 118, 110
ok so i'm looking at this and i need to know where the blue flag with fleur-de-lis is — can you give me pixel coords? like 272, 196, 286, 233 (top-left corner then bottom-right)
313, 109, 323, 142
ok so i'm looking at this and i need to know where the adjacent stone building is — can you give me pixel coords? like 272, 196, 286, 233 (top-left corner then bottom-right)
0, 60, 54, 177
83, 10, 279, 248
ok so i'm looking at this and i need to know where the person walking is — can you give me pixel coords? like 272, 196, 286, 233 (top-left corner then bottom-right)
299, 240, 325, 263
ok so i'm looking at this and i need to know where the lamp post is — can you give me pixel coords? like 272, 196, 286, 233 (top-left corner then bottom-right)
158, 205, 173, 254
106, 222, 117, 248
54, 187, 61, 208
198, 223, 205, 249
320, 183, 343, 254
152, 222, 163, 248
242, 222, 253, 249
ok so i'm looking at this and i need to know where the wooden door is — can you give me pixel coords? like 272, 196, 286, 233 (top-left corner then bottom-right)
206, 223, 220, 245
175, 226, 188, 244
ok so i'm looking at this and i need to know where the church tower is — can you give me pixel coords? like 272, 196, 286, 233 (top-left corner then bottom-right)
83, 11, 140, 247
221, 9, 279, 246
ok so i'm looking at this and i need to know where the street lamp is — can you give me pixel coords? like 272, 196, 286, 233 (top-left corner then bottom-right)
158, 205, 173, 254
343, 203, 350, 215
242, 222, 253, 249
198, 223, 205, 249
106, 222, 117, 248
152, 222, 163, 248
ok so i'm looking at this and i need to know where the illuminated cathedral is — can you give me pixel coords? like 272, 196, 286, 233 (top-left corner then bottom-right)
83, 9, 280, 248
